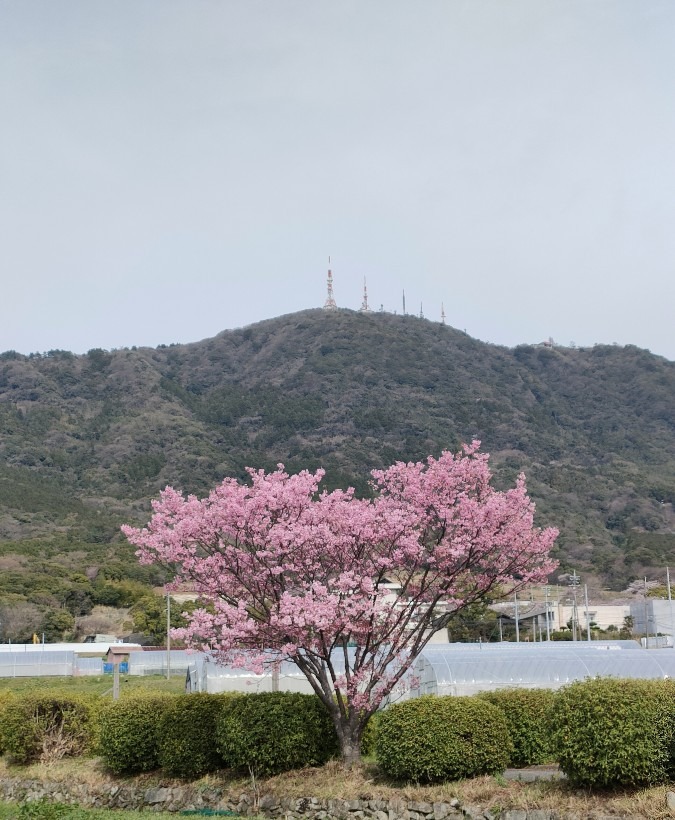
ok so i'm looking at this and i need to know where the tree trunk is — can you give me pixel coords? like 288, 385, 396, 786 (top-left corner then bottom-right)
339, 734, 362, 768
333, 712, 363, 768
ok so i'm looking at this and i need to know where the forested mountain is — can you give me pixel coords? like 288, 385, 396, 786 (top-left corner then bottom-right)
0, 308, 674, 614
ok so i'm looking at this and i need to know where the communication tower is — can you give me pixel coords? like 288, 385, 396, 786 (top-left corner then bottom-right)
419, 302, 424, 319
359, 277, 371, 312
441, 303, 446, 325
323, 257, 337, 310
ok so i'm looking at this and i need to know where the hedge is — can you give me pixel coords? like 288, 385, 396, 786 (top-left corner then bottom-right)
157, 693, 237, 778
0, 692, 16, 755
216, 692, 339, 775
375, 695, 512, 782
548, 677, 675, 788
360, 710, 382, 757
0, 692, 96, 764
98, 694, 175, 774
478, 688, 555, 767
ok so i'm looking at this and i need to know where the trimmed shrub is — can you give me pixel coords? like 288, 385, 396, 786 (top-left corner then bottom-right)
0, 691, 17, 754
0, 692, 96, 764
98, 694, 175, 774
376, 695, 513, 782
548, 677, 675, 788
157, 693, 236, 778
216, 692, 338, 775
360, 710, 382, 757
478, 688, 555, 767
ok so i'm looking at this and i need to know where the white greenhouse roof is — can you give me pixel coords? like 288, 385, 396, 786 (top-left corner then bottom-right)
416, 642, 675, 690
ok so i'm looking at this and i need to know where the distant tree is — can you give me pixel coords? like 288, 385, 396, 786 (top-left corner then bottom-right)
129, 594, 197, 644
40, 609, 75, 642
124, 443, 557, 766
0, 602, 42, 642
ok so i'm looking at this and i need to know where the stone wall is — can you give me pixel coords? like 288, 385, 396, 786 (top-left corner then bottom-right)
0, 777, 625, 820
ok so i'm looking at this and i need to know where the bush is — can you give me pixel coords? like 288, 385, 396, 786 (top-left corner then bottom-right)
376, 695, 513, 782
157, 693, 236, 778
0, 691, 17, 754
548, 678, 675, 788
478, 688, 555, 767
216, 692, 338, 775
360, 710, 382, 757
98, 694, 175, 774
0, 692, 96, 764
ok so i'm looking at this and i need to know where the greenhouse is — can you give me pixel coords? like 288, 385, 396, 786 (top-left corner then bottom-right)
408, 642, 675, 697
0, 650, 76, 678
186, 641, 675, 697
127, 649, 194, 677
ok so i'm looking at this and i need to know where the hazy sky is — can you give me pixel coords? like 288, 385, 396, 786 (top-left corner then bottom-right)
2, 1, 674, 359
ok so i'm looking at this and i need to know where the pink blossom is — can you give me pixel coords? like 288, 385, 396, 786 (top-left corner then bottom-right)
123, 446, 557, 764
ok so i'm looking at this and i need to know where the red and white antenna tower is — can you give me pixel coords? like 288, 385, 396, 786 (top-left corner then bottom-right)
323, 257, 337, 310
359, 277, 371, 312
441, 303, 446, 325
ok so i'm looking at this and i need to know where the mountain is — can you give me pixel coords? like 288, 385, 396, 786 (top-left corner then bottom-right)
1, 308, 674, 602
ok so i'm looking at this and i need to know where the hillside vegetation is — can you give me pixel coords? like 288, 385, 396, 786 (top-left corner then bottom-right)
0, 308, 674, 618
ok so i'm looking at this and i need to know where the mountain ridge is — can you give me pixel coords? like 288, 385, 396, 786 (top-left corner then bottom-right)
1, 308, 674, 593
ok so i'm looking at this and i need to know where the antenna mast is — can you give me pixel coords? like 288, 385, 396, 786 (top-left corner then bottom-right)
419, 302, 424, 320
323, 257, 337, 310
402, 290, 406, 315
441, 303, 446, 325
359, 277, 371, 312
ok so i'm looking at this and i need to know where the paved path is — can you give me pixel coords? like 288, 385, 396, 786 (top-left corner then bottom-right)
503, 765, 565, 782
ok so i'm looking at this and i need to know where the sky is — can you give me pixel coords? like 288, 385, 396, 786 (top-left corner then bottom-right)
1, 1, 674, 360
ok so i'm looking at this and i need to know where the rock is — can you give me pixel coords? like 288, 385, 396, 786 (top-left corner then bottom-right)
667, 791, 675, 812
144, 787, 172, 805
260, 794, 278, 811
410, 803, 433, 815
432, 803, 449, 820
388, 800, 406, 815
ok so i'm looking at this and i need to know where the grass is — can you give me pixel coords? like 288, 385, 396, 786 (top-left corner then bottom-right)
1, 757, 674, 819
0, 801, 184, 820
0, 676, 186, 698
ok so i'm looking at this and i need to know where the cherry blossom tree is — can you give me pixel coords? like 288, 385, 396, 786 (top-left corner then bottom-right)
123, 443, 557, 766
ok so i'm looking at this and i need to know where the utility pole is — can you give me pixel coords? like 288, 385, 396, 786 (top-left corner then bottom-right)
514, 594, 520, 643
570, 571, 580, 641
584, 584, 592, 642
668, 567, 675, 649
544, 586, 551, 641
644, 577, 650, 648
166, 593, 171, 680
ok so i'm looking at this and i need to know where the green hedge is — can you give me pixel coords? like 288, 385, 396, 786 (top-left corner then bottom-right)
0, 692, 96, 764
478, 688, 555, 767
375, 695, 512, 782
157, 693, 237, 778
98, 694, 175, 774
548, 678, 675, 788
0, 692, 17, 755
216, 692, 338, 775
360, 711, 382, 757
